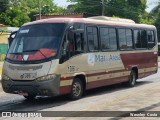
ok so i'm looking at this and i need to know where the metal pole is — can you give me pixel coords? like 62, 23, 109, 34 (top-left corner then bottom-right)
102, 0, 105, 16
38, 0, 41, 20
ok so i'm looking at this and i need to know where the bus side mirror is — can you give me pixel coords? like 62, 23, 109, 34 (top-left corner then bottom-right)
8, 31, 17, 47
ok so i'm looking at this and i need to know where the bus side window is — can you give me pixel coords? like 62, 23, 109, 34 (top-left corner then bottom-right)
118, 28, 133, 50
74, 33, 84, 53
100, 27, 117, 51
87, 27, 98, 51
147, 31, 155, 49
134, 30, 141, 48
134, 30, 147, 49
140, 30, 147, 48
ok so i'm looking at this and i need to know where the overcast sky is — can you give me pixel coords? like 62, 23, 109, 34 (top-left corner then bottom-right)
146, 0, 159, 12
54, 0, 159, 12
54, 0, 71, 7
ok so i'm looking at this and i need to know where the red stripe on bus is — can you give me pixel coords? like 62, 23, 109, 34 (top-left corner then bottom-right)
60, 66, 156, 81
146, 71, 157, 76
59, 71, 156, 95
87, 69, 127, 77
86, 76, 129, 90
61, 70, 127, 81
138, 71, 157, 79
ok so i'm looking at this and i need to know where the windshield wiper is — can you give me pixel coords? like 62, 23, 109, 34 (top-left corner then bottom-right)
8, 52, 23, 54
22, 49, 47, 59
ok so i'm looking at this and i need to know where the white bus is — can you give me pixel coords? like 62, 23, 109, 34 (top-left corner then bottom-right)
2, 17, 158, 100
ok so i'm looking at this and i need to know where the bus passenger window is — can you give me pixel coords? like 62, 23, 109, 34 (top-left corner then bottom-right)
134, 30, 147, 49
69, 41, 75, 52
74, 33, 84, 52
126, 29, 133, 48
140, 30, 147, 48
134, 30, 141, 48
100, 28, 110, 50
147, 31, 155, 49
87, 27, 98, 51
119, 29, 126, 49
109, 28, 117, 50
100, 27, 117, 50
118, 29, 133, 49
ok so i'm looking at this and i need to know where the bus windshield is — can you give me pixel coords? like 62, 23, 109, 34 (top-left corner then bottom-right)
7, 23, 66, 61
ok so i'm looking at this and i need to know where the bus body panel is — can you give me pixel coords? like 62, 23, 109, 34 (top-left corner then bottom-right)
3, 61, 52, 80
2, 60, 61, 96
1, 17, 158, 98
57, 48, 157, 93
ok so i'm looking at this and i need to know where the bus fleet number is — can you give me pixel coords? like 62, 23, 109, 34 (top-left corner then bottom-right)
68, 66, 75, 73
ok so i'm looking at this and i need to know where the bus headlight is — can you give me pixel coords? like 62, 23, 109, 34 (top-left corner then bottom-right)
35, 74, 57, 81
2, 74, 10, 81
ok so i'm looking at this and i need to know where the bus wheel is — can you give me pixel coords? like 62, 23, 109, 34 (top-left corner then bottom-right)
23, 94, 36, 100
70, 78, 83, 100
127, 70, 136, 87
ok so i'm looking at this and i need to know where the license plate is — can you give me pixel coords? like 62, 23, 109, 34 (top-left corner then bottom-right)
18, 92, 28, 96
20, 73, 37, 80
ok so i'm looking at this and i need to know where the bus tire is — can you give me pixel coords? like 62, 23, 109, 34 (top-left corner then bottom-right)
23, 94, 36, 100
70, 78, 83, 100
126, 70, 136, 87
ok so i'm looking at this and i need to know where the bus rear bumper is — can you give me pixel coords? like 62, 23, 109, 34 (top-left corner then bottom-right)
1, 75, 61, 97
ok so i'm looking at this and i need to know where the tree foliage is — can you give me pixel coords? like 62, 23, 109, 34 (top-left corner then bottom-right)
1, 0, 160, 39
68, 0, 103, 15
149, 0, 160, 41
106, 0, 147, 23
68, 0, 160, 41
0, 7, 30, 27
0, 0, 67, 27
154, 12, 160, 41
0, 0, 9, 13
68, 0, 147, 23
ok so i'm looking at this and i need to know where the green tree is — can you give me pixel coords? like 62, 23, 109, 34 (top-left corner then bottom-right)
68, 0, 147, 23
0, 0, 67, 26
106, 0, 147, 23
154, 12, 160, 41
0, 7, 30, 26
0, 0, 9, 13
149, 0, 160, 41
68, 0, 102, 15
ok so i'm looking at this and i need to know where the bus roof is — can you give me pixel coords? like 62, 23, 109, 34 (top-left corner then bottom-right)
23, 17, 156, 29
88, 16, 135, 24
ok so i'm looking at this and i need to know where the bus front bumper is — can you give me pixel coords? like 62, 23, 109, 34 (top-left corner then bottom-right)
1, 75, 61, 97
